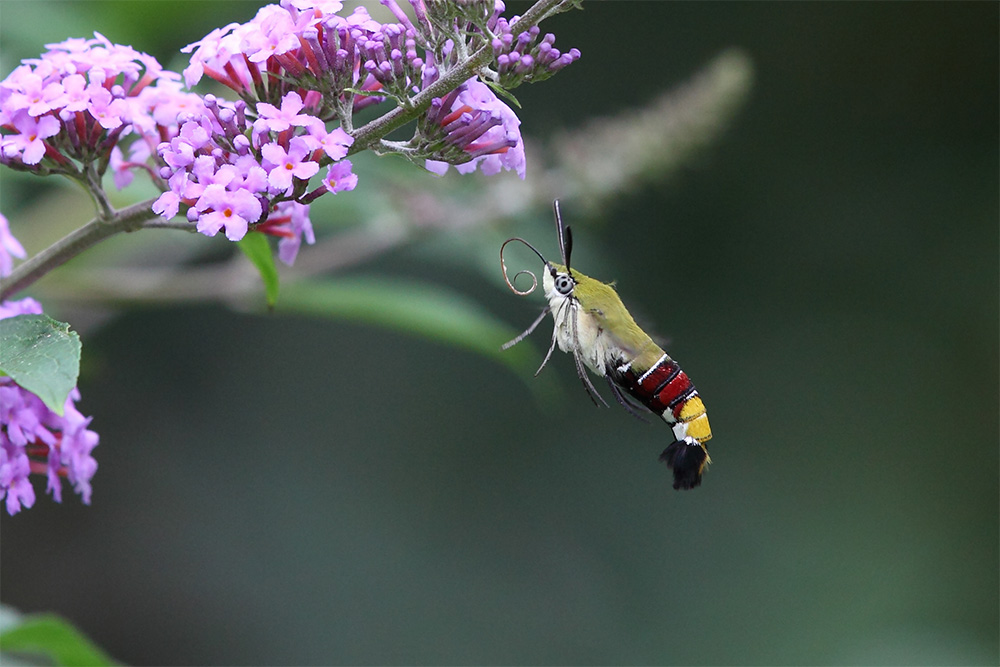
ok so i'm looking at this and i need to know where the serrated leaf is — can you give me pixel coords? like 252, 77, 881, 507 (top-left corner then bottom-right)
0, 315, 81, 416
0, 613, 115, 666
239, 232, 280, 307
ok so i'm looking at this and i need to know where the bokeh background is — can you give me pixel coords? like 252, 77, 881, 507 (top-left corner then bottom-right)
1, 1, 997, 665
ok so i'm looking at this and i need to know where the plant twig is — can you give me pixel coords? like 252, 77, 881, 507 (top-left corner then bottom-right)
0, 199, 159, 300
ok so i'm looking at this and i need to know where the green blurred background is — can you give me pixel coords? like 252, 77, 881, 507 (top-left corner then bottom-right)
1, 1, 997, 665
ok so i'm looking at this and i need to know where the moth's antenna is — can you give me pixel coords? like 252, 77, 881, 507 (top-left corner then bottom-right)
553, 199, 573, 272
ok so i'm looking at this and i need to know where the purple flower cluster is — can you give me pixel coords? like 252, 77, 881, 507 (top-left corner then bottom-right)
0, 0, 581, 258
0, 1, 582, 518
423, 78, 524, 177
181, 1, 391, 114
152, 91, 355, 255
1, 219, 99, 516
384, 0, 504, 51
0, 263, 99, 515
383, 0, 580, 89
1, 2, 580, 258
491, 21, 581, 88
0, 33, 195, 182
379, 0, 578, 176
0, 372, 100, 516
357, 21, 425, 100
179, 0, 568, 180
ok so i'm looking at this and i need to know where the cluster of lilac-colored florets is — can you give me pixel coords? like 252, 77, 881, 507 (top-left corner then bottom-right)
0, 366, 100, 516
378, 0, 578, 175
179, 0, 578, 181
0, 1, 580, 253
0, 33, 195, 179
384, 0, 580, 89
0, 0, 580, 515
422, 79, 524, 177
181, 2, 390, 115
152, 90, 355, 254
0, 216, 99, 516
162, 0, 570, 244
491, 20, 581, 88
357, 22, 425, 100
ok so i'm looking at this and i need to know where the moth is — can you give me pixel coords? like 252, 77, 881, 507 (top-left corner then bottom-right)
501, 200, 713, 489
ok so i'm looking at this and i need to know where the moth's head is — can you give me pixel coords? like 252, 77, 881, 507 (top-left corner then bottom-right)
543, 261, 577, 299
500, 199, 576, 298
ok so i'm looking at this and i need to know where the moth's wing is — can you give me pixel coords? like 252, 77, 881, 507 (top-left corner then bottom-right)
569, 302, 609, 408
605, 376, 653, 423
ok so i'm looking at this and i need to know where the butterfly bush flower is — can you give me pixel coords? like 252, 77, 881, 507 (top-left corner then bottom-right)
1, 0, 580, 267
380, 1, 580, 89
0, 33, 198, 184
490, 18, 581, 89
0, 222, 99, 516
422, 78, 524, 177
0, 363, 101, 516
153, 91, 356, 245
376, 0, 578, 176
176, 0, 579, 190
180, 1, 388, 114
0, 0, 581, 518
0, 213, 26, 278
0, 299, 99, 516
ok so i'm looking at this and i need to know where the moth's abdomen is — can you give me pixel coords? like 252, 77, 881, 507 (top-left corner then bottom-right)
617, 354, 712, 441
615, 353, 712, 490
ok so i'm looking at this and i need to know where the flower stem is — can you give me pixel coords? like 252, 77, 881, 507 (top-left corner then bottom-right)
83, 163, 115, 219
0, 199, 160, 300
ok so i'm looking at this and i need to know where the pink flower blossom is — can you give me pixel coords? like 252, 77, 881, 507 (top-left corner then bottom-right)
254, 92, 318, 135
2, 110, 60, 165
194, 184, 263, 241
0, 212, 26, 277
261, 137, 320, 194
322, 159, 357, 194
273, 201, 315, 265
312, 126, 353, 161
0, 33, 187, 175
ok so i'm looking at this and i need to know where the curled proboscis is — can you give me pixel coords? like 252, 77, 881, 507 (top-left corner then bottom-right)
500, 237, 547, 296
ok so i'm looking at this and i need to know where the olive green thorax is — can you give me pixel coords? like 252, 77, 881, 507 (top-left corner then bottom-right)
550, 263, 664, 372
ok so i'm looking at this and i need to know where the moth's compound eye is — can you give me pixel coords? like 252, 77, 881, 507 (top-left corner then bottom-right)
554, 273, 574, 295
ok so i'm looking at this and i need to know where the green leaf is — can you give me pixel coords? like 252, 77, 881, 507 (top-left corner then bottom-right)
0, 314, 81, 416
483, 79, 522, 108
239, 232, 280, 307
280, 277, 542, 378
0, 613, 115, 666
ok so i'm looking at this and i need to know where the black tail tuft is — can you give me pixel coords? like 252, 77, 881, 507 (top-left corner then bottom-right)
660, 439, 710, 490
